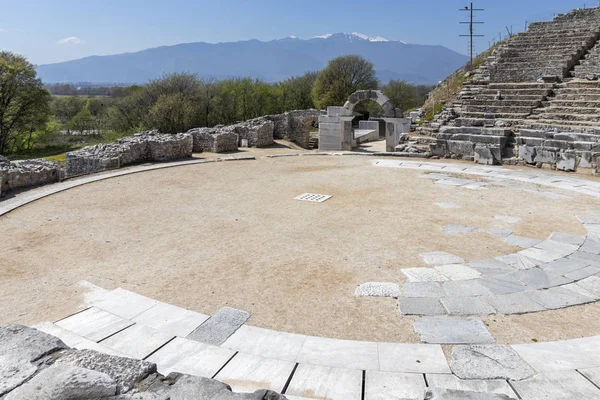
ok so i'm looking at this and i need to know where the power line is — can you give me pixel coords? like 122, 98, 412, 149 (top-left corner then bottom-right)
460, 2, 485, 71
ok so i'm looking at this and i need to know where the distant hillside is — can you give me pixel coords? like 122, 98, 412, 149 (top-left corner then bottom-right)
37, 33, 469, 85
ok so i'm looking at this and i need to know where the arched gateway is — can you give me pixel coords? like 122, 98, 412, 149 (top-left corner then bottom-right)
318, 90, 409, 152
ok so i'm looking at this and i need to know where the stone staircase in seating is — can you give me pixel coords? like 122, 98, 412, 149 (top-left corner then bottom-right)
429, 7, 600, 173
574, 34, 600, 79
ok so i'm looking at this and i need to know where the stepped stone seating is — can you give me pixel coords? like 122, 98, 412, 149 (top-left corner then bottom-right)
574, 38, 600, 79
429, 7, 600, 172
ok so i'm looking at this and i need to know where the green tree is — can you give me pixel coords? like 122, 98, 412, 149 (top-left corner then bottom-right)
279, 71, 317, 111
382, 80, 431, 112
312, 55, 378, 109
68, 108, 95, 134
148, 93, 193, 133
0, 51, 52, 154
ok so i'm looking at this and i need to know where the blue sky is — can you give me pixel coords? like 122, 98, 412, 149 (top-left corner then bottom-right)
0, 0, 597, 65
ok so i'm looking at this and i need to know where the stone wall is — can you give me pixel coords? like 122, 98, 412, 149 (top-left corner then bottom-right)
230, 117, 275, 147
188, 127, 239, 153
0, 324, 287, 399
0, 158, 62, 197
265, 109, 322, 148
66, 131, 193, 177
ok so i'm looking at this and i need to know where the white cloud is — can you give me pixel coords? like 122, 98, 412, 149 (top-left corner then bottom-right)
57, 36, 83, 45
0, 29, 6, 33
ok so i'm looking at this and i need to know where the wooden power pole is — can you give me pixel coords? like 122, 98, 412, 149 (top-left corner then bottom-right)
460, 3, 484, 70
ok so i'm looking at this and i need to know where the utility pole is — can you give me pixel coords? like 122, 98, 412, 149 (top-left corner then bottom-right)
460, 3, 485, 71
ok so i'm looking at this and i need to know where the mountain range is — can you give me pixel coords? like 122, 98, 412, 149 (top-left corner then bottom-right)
36, 33, 469, 85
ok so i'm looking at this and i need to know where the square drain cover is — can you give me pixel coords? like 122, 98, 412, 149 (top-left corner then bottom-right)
295, 193, 332, 203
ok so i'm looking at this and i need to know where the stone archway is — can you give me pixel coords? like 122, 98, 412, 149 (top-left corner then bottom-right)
343, 90, 401, 118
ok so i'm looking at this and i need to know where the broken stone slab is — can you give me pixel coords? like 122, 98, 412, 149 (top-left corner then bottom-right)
442, 280, 493, 297
0, 324, 69, 396
425, 388, 517, 399
398, 298, 447, 316
435, 265, 481, 281
146, 372, 288, 400
524, 286, 594, 309
414, 316, 495, 344
187, 307, 250, 346
402, 267, 450, 282
355, 282, 400, 297
421, 252, 466, 265
478, 276, 527, 295
403, 282, 445, 298
483, 292, 546, 315
442, 225, 477, 235
504, 235, 541, 249
450, 345, 534, 381
440, 296, 496, 316
5, 363, 117, 400
0, 324, 68, 362
55, 349, 156, 393
470, 259, 517, 277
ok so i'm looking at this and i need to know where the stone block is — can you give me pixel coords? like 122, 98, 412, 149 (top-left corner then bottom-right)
56, 349, 156, 393
187, 307, 250, 346
450, 345, 534, 381
474, 146, 501, 165
355, 282, 400, 297
518, 145, 536, 163
414, 316, 495, 344
579, 151, 594, 168
544, 140, 571, 150
534, 147, 557, 164
556, 151, 577, 171
440, 297, 497, 316
447, 140, 475, 156
398, 298, 446, 316
5, 364, 117, 400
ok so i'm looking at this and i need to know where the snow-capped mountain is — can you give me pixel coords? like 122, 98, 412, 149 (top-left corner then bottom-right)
37, 33, 468, 85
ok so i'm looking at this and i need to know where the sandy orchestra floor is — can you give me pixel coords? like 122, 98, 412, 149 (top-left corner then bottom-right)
1, 152, 599, 344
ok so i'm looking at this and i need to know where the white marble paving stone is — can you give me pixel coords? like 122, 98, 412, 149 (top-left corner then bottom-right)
99, 324, 174, 359
402, 282, 444, 298
494, 215, 522, 224
512, 335, 600, 372
590, 210, 600, 216
495, 254, 539, 270
296, 336, 379, 370
440, 296, 497, 316
92, 288, 159, 319
364, 371, 426, 400
442, 225, 477, 235
73, 338, 128, 357
539, 258, 589, 275
55, 307, 134, 342
355, 282, 401, 297
413, 316, 495, 344
222, 325, 307, 362
511, 370, 600, 400
549, 232, 586, 246
470, 259, 517, 276
534, 240, 579, 257
402, 267, 449, 282
132, 302, 209, 337
518, 247, 562, 263
484, 292, 546, 314
285, 364, 362, 400
34, 322, 87, 347
398, 298, 446, 316
480, 227, 513, 237
565, 265, 600, 281
421, 252, 465, 266
478, 275, 527, 295
378, 343, 451, 374
509, 268, 571, 290
434, 264, 481, 281
572, 276, 600, 297
214, 352, 295, 394
442, 280, 493, 297
434, 202, 461, 209
579, 367, 600, 387
148, 337, 234, 377
504, 235, 541, 249
425, 374, 517, 397
577, 215, 600, 224
524, 286, 594, 310
561, 282, 600, 300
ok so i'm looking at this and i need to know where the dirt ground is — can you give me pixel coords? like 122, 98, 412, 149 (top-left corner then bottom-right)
1, 147, 599, 344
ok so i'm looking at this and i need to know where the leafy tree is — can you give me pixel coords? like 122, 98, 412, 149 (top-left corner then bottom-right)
148, 93, 194, 133
68, 108, 95, 134
0, 51, 52, 154
382, 80, 432, 112
312, 55, 378, 109
279, 71, 317, 111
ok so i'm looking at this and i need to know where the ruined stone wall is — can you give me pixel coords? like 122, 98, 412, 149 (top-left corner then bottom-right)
0, 158, 62, 197
65, 131, 193, 177
265, 109, 322, 148
230, 117, 275, 147
188, 127, 239, 153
